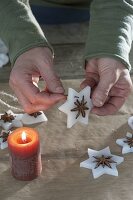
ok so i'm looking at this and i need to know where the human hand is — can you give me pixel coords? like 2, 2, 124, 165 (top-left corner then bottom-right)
9, 47, 65, 113
81, 58, 133, 115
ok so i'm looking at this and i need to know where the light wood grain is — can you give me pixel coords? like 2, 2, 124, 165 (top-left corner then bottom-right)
0, 78, 133, 200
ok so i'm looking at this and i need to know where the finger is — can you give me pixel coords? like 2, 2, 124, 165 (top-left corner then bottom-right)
13, 87, 66, 113
11, 89, 48, 113
80, 78, 97, 99
13, 88, 31, 109
13, 87, 47, 113
14, 75, 65, 105
92, 72, 118, 107
109, 87, 130, 97
85, 59, 98, 72
39, 64, 64, 94
81, 59, 99, 88
91, 96, 125, 116
80, 73, 99, 89
38, 91, 66, 105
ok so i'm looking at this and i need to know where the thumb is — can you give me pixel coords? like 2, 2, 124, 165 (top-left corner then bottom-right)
40, 65, 64, 94
92, 73, 117, 107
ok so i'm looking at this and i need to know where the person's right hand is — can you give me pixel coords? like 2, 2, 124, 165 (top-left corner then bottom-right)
81, 57, 133, 115
9, 47, 65, 113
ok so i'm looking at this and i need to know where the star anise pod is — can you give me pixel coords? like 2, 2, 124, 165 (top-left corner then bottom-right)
93, 155, 117, 169
0, 112, 15, 123
29, 111, 42, 118
71, 96, 89, 119
0, 131, 10, 142
124, 134, 133, 148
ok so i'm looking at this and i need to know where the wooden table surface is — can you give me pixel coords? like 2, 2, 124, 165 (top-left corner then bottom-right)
0, 78, 133, 200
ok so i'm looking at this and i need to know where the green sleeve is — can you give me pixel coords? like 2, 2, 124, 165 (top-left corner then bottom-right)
0, 0, 53, 66
85, 0, 133, 70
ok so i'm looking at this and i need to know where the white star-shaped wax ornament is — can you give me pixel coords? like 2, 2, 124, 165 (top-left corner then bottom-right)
0, 129, 12, 149
128, 116, 133, 130
21, 111, 47, 125
80, 147, 124, 179
0, 110, 23, 130
116, 132, 133, 154
58, 86, 93, 128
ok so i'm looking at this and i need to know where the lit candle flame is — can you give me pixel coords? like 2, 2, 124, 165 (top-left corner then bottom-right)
21, 131, 27, 143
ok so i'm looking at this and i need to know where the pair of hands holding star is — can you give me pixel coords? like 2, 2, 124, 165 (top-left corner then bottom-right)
9, 47, 133, 115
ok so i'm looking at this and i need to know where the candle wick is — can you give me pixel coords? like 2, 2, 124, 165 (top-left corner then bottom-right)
22, 139, 27, 143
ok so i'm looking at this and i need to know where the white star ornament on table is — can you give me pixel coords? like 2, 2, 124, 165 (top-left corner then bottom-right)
116, 132, 133, 154
80, 147, 124, 179
58, 86, 93, 128
21, 111, 47, 125
0, 129, 12, 149
0, 110, 23, 130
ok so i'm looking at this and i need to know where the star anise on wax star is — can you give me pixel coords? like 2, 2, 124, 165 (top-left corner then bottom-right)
0, 129, 13, 149
29, 111, 42, 118
21, 111, 47, 125
0, 130, 11, 142
1, 112, 15, 123
0, 110, 23, 131
71, 95, 89, 119
116, 132, 133, 154
124, 134, 133, 148
58, 86, 93, 128
80, 147, 124, 179
93, 155, 117, 169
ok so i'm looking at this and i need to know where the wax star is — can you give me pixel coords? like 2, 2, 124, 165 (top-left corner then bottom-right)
0, 130, 12, 149
21, 111, 47, 125
116, 132, 133, 154
128, 116, 133, 130
80, 147, 124, 179
0, 110, 23, 130
58, 86, 93, 128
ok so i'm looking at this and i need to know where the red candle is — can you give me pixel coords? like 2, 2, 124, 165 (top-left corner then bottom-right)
7, 127, 42, 181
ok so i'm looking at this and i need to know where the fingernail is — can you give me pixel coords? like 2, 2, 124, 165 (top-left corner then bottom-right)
93, 98, 103, 107
55, 86, 64, 93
